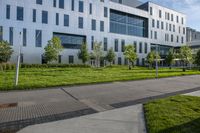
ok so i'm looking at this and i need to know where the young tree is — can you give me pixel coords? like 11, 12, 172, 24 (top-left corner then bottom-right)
91, 41, 103, 67
44, 37, 63, 63
146, 51, 160, 69
106, 47, 116, 66
179, 45, 193, 71
0, 41, 13, 63
123, 45, 137, 70
195, 49, 200, 70
166, 48, 175, 69
78, 42, 89, 64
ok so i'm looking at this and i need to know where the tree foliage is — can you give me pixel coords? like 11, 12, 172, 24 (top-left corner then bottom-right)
44, 37, 63, 63
146, 51, 160, 68
0, 41, 13, 63
106, 47, 116, 66
123, 45, 137, 69
179, 45, 193, 71
90, 41, 103, 67
78, 42, 89, 64
166, 48, 175, 69
195, 49, 200, 69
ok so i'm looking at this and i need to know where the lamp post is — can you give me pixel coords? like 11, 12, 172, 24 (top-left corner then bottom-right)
15, 32, 22, 86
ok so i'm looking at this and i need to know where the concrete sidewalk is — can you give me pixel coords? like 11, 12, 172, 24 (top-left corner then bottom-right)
18, 104, 146, 133
1, 75, 200, 132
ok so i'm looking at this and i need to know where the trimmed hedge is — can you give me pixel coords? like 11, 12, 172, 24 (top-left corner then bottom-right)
0, 63, 15, 70
20, 64, 90, 68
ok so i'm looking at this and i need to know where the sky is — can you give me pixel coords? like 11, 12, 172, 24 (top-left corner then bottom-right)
140, 0, 200, 31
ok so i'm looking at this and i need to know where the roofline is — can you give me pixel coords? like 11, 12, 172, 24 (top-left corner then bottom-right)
141, 1, 186, 15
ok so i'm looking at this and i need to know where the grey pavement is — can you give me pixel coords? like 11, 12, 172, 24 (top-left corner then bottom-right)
18, 104, 146, 133
0, 75, 200, 132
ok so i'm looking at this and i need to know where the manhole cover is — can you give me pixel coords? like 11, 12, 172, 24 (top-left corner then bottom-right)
0, 103, 18, 109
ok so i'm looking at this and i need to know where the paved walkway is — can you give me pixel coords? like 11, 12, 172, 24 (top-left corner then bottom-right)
18, 104, 146, 133
0, 75, 200, 132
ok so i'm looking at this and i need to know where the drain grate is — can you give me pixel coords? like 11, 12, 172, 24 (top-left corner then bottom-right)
0, 103, 18, 109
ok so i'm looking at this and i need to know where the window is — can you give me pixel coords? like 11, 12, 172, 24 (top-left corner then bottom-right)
69, 56, 74, 64
56, 13, 59, 25
144, 43, 148, 54
36, 0, 42, 4
118, 57, 122, 65
104, 7, 108, 17
33, 9, 36, 22
171, 14, 173, 21
20, 53, 23, 63
17, 7, 24, 21
121, 40, 125, 52
181, 37, 184, 43
114, 39, 118, 52
9, 27, 13, 45
181, 17, 184, 24
92, 19, 96, 31
110, 9, 148, 38
169, 24, 171, 31
58, 55, 62, 63
35, 30, 42, 47
173, 25, 175, 32
152, 19, 155, 27
157, 20, 159, 29
91, 36, 94, 50
154, 31, 157, 39
100, 21, 104, 32
23, 28, 27, 47
150, 7, 153, 15
166, 23, 168, 30
159, 10, 162, 18
151, 30, 153, 39
176, 16, 179, 23
64, 14, 69, 26
134, 41, 137, 53
6, 5, 10, 19
183, 27, 185, 34
53, 0, 56, 7
42, 11, 48, 24
177, 36, 179, 43
161, 21, 164, 29
79, 1, 84, 12
78, 17, 83, 29
139, 42, 142, 53
59, 0, 64, 9
119, 0, 122, 4
0, 26, 3, 41
171, 34, 173, 42
89, 3, 92, 14
71, 0, 75, 11
54, 33, 86, 49
104, 38, 107, 51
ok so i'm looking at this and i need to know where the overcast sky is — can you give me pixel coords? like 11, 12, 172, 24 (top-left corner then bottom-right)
140, 0, 200, 31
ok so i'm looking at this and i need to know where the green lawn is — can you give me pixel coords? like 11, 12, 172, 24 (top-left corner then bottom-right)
144, 95, 200, 133
0, 66, 200, 90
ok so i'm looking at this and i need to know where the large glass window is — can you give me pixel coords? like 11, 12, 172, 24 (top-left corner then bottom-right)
33, 9, 36, 22
35, 30, 42, 47
53, 33, 86, 49
151, 44, 172, 58
110, 9, 148, 38
64, 14, 69, 26
59, 0, 64, 9
79, 1, 84, 13
69, 56, 74, 64
0, 26, 3, 41
23, 28, 27, 47
42, 11, 48, 24
17, 7, 24, 21
78, 17, 83, 29
9, 27, 13, 45
6, 5, 10, 19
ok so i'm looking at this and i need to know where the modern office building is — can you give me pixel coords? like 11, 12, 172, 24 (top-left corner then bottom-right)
0, 0, 186, 65
186, 27, 200, 53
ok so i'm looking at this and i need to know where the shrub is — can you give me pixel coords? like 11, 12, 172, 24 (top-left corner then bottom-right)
0, 63, 15, 70
20, 64, 90, 68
